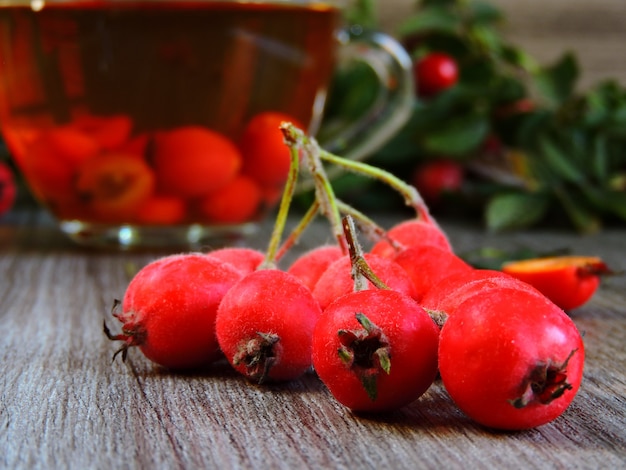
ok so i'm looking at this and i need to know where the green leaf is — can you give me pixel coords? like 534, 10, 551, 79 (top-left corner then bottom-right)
396, 7, 461, 37
602, 193, 626, 221
554, 186, 601, 233
485, 192, 550, 231
421, 113, 490, 156
491, 75, 527, 104
515, 109, 553, 146
580, 185, 626, 221
500, 45, 539, 72
468, 1, 503, 25
344, 0, 378, 29
591, 135, 609, 183
469, 24, 503, 55
533, 52, 579, 106
538, 137, 586, 183
606, 105, 626, 136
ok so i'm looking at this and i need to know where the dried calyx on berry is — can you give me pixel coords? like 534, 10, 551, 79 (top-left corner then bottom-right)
337, 313, 392, 401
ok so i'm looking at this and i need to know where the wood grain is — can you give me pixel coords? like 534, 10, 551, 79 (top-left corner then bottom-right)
378, 0, 626, 89
1, 213, 625, 469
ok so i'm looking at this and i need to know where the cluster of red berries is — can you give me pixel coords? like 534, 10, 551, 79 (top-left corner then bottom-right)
409, 52, 465, 206
13, 111, 298, 225
105, 203, 586, 431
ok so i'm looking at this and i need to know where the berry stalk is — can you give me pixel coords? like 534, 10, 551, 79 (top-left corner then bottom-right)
318, 149, 431, 220
275, 200, 321, 262
282, 123, 348, 254
261, 122, 303, 269
342, 215, 390, 292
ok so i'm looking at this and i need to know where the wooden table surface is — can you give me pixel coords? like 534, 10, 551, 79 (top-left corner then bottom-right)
1, 211, 625, 469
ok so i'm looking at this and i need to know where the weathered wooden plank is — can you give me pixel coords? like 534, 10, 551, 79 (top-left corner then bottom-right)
1, 214, 625, 469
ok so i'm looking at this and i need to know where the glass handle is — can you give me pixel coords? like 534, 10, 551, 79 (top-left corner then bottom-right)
318, 28, 414, 163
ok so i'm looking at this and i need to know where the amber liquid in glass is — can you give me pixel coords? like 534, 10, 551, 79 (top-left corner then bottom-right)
0, 2, 340, 226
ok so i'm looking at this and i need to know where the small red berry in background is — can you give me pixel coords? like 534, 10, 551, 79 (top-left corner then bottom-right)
75, 153, 156, 222
239, 111, 304, 188
198, 174, 262, 224
411, 159, 464, 206
495, 98, 536, 118
135, 195, 187, 225
414, 52, 459, 97
0, 161, 17, 217
152, 126, 242, 198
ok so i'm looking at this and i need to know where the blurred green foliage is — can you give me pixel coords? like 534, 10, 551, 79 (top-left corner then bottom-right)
320, 0, 626, 233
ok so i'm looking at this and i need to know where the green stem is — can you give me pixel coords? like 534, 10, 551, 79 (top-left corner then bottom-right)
284, 123, 349, 254
274, 200, 320, 262
261, 123, 301, 269
320, 149, 431, 220
336, 200, 394, 246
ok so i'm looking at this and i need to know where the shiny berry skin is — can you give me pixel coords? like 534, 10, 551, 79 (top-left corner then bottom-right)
439, 287, 585, 430
414, 52, 459, 97
239, 111, 304, 188
205, 247, 265, 276
393, 244, 473, 302
287, 244, 344, 292
105, 253, 242, 370
421, 269, 542, 314
370, 218, 453, 258
312, 289, 439, 412
312, 253, 418, 310
216, 269, 322, 383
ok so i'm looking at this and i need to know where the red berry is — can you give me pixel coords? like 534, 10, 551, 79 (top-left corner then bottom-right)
414, 52, 459, 97
501, 256, 611, 311
431, 273, 546, 317
215, 269, 322, 383
0, 161, 17, 217
312, 253, 418, 310
75, 153, 156, 222
286, 244, 344, 292
206, 247, 265, 276
105, 253, 241, 370
73, 113, 133, 151
421, 269, 538, 313
199, 174, 263, 224
411, 160, 464, 205
153, 126, 242, 198
135, 195, 187, 225
312, 289, 439, 412
370, 218, 453, 259
393, 244, 473, 302
495, 98, 536, 118
240, 111, 304, 187
23, 128, 97, 204
439, 287, 585, 430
